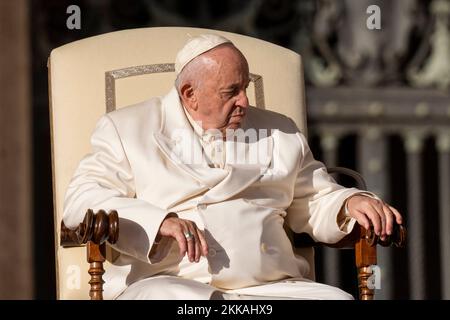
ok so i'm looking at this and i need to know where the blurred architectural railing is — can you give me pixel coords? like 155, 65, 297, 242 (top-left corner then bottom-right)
307, 86, 450, 300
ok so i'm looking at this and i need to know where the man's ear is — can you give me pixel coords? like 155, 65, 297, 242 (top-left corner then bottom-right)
180, 83, 197, 111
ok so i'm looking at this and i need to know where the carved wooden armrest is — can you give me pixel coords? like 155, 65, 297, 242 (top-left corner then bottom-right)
60, 209, 119, 300
294, 166, 407, 300
326, 166, 406, 247
329, 167, 407, 299
294, 223, 405, 300
334, 223, 406, 248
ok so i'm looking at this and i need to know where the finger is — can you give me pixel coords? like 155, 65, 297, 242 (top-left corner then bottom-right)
389, 205, 403, 225
173, 229, 187, 258
353, 211, 371, 231
383, 204, 395, 236
178, 220, 194, 261
374, 202, 387, 239
196, 228, 209, 256
195, 239, 202, 263
366, 205, 382, 236
187, 224, 201, 262
184, 228, 195, 262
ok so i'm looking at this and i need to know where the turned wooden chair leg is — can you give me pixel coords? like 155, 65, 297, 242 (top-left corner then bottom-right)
87, 241, 106, 300
355, 228, 377, 300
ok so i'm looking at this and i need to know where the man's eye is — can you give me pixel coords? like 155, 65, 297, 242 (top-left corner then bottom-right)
225, 90, 236, 96
221, 91, 233, 99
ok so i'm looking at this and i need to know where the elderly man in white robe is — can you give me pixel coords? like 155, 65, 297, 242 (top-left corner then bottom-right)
63, 34, 403, 300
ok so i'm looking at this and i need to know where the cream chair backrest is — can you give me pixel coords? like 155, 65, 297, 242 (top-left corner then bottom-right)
49, 27, 310, 299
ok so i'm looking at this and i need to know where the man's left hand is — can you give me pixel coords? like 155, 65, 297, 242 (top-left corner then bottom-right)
346, 195, 403, 241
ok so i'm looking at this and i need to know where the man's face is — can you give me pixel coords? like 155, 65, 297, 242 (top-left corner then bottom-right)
187, 45, 250, 134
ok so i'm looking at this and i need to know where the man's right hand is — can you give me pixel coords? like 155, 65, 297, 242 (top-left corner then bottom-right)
157, 215, 208, 263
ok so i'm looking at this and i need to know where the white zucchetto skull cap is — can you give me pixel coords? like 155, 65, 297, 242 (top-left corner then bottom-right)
175, 34, 232, 75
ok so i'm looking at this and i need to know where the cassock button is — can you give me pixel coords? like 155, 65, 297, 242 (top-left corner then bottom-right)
197, 204, 207, 210
208, 248, 216, 257
260, 243, 268, 253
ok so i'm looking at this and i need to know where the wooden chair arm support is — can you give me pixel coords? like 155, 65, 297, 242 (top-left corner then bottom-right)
60, 209, 119, 247
60, 209, 119, 300
327, 167, 367, 190
293, 166, 407, 300
333, 223, 407, 249
293, 223, 405, 300
326, 166, 406, 249
294, 223, 406, 249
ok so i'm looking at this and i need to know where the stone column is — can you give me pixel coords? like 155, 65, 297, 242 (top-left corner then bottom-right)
0, 0, 33, 299
404, 131, 426, 299
437, 131, 450, 299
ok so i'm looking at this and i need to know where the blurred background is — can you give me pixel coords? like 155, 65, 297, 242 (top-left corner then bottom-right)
0, 0, 449, 299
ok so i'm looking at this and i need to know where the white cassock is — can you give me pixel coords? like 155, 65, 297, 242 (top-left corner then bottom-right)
63, 87, 369, 300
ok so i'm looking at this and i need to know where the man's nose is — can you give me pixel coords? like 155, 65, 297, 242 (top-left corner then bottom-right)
236, 90, 249, 109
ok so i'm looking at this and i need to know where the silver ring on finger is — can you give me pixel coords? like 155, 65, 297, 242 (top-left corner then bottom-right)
184, 231, 194, 241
